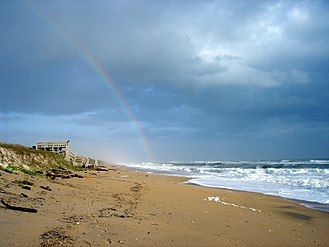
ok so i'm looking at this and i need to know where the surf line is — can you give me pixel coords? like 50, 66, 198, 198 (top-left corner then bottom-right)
26, 4, 154, 161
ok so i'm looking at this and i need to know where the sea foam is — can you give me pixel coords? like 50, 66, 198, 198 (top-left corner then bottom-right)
123, 160, 329, 207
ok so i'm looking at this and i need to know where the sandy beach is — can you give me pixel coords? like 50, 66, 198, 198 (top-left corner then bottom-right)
0, 165, 328, 247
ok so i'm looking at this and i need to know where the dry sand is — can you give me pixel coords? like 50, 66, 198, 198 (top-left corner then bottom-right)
0, 165, 328, 247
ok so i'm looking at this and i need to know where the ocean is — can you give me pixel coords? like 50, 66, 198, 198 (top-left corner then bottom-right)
123, 159, 329, 212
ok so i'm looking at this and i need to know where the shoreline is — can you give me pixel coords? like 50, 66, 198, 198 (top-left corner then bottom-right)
185, 180, 329, 213
121, 165, 329, 213
187, 181, 329, 213
1, 164, 329, 246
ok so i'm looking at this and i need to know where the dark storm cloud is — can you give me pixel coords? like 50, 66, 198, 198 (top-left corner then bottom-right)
1, 0, 328, 161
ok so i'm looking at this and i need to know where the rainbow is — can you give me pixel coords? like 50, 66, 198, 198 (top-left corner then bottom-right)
26, 4, 154, 161
80, 49, 154, 161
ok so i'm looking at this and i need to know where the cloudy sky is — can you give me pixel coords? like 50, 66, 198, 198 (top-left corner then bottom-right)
1, 0, 328, 162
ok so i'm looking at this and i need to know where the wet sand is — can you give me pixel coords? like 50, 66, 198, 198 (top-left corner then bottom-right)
0, 165, 328, 246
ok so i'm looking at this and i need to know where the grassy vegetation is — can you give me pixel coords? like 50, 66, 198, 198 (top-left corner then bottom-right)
3, 165, 17, 173
64, 163, 83, 172
0, 142, 83, 174
1, 164, 41, 176
0, 142, 49, 156
20, 168, 40, 176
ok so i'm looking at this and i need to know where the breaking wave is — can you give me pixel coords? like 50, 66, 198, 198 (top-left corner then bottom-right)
123, 160, 329, 205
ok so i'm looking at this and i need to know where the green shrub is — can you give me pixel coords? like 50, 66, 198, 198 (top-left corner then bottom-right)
3, 165, 18, 173
20, 168, 39, 176
67, 164, 83, 172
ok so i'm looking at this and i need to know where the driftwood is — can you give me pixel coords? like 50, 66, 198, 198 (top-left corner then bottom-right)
70, 174, 83, 178
21, 185, 31, 190
46, 171, 66, 176
40, 185, 52, 191
95, 167, 110, 172
0, 198, 37, 213
45, 169, 83, 179
20, 193, 29, 198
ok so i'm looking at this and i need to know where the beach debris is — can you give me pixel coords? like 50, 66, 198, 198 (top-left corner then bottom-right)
21, 185, 32, 190
204, 196, 262, 212
45, 169, 83, 179
95, 166, 110, 172
14, 180, 34, 190
40, 228, 73, 247
70, 173, 83, 178
0, 198, 37, 213
20, 193, 29, 198
35, 170, 44, 175
46, 169, 71, 179
40, 185, 52, 191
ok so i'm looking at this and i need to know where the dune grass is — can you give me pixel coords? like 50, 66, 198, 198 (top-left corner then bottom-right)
0, 142, 82, 174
